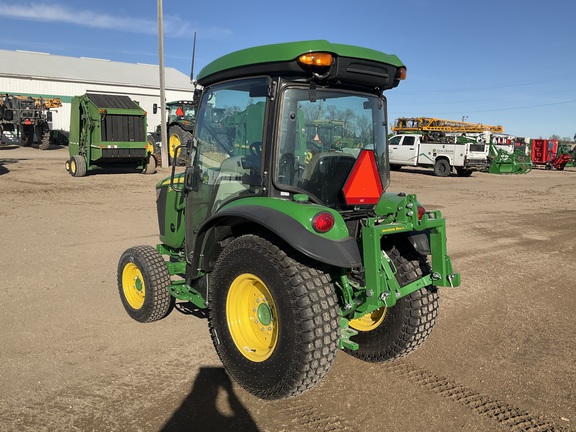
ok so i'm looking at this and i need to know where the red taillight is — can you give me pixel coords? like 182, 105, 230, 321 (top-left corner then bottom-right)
312, 212, 335, 233
417, 205, 426, 220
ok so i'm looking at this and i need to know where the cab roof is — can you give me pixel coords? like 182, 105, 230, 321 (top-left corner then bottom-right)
196, 40, 405, 89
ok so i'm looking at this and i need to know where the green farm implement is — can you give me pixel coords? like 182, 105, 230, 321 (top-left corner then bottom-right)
117, 40, 460, 400
487, 144, 532, 174
66, 93, 156, 177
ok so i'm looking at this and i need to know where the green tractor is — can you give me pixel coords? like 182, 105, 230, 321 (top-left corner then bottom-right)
118, 40, 460, 400
66, 93, 156, 177
148, 100, 196, 165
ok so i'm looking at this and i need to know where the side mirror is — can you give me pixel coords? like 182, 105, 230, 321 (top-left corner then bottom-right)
153, 103, 158, 114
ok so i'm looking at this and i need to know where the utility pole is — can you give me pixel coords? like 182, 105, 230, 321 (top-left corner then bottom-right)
157, 0, 168, 168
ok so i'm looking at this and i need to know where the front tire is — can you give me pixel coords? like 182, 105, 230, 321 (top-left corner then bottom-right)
117, 245, 174, 323
344, 243, 439, 362
69, 155, 87, 177
209, 234, 340, 400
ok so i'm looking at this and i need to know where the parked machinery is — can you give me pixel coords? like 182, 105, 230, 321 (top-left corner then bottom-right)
0, 94, 61, 150
117, 40, 460, 400
66, 93, 156, 177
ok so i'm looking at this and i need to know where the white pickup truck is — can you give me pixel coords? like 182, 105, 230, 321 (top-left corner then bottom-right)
388, 133, 490, 177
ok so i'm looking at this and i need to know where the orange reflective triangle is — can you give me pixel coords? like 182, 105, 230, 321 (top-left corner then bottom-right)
343, 150, 383, 205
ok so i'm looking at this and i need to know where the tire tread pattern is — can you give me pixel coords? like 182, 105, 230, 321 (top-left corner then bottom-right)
347, 245, 439, 362
117, 245, 173, 323
210, 234, 340, 400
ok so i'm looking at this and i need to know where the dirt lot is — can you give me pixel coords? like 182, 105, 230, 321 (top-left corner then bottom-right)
1, 145, 575, 432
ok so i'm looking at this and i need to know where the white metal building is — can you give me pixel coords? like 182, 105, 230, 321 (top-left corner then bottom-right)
0, 49, 195, 134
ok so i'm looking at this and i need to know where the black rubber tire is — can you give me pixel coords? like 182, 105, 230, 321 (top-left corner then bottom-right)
434, 159, 451, 177
20, 124, 34, 147
456, 167, 473, 177
390, 164, 402, 171
209, 234, 340, 400
344, 243, 439, 363
39, 130, 51, 150
168, 126, 192, 166
69, 155, 87, 177
142, 155, 157, 175
117, 245, 174, 323
148, 134, 162, 166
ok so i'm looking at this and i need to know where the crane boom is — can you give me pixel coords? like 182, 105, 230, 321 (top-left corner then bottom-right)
392, 117, 503, 133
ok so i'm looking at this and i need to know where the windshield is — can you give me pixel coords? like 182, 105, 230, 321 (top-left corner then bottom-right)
274, 87, 388, 209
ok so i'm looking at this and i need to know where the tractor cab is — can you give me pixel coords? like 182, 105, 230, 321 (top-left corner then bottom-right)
176, 41, 406, 260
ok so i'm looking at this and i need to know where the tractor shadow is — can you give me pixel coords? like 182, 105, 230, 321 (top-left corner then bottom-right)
0, 155, 21, 176
160, 367, 259, 432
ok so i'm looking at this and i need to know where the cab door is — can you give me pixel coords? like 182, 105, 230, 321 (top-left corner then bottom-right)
389, 135, 418, 166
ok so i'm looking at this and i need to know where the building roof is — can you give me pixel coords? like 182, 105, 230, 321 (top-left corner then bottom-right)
0, 49, 193, 91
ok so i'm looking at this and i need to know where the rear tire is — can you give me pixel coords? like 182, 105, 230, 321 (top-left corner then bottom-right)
344, 243, 439, 362
456, 167, 473, 177
142, 155, 157, 175
117, 245, 174, 323
20, 124, 34, 147
209, 234, 340, 400
168, 126, 192, 166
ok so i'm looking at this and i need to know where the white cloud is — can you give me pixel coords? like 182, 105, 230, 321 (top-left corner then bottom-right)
0, 3, 232, 39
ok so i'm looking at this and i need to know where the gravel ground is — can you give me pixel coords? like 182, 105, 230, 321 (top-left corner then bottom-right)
1, 145, 575, 432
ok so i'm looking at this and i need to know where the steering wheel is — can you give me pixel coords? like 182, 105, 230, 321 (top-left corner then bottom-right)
249, 142, 262, 158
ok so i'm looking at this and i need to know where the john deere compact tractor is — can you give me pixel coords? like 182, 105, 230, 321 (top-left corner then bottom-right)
118, 40, 460, 400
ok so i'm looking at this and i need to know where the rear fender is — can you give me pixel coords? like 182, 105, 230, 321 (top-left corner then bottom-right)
190, 199, 362, 278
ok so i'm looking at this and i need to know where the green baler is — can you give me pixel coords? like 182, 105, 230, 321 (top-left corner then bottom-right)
66, 93, 156, 177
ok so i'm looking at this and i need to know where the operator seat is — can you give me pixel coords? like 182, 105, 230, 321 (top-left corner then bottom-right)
298, 152, 356, 208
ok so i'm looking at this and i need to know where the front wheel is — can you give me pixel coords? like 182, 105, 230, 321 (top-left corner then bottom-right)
209, 234, 340, 400
117, 245, 174, 323
344, 243, 439, 362
69, 155, 87, 177
434, 159, 451, 177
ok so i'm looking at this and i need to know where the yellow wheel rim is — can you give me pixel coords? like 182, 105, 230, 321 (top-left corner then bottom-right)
226, 273, 278, 362
147, 140, 154, 155
349, 307, 387, 332
169, 134, 180, 159
70, 159, 77, 174
305, 150, 313, 164
122, 263, 146, 310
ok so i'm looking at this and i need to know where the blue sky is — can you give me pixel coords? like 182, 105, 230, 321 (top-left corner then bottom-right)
1, 0, 575, 140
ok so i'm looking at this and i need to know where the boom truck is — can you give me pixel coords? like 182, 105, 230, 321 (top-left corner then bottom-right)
389, 117, 494, 177
0, 94, 61, 150
117, 40, 460, 400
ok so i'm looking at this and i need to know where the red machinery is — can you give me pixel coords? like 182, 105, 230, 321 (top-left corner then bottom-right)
530, 139, 569, 170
